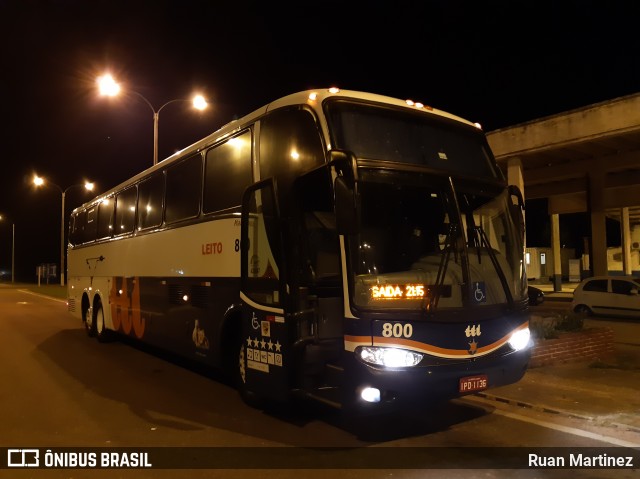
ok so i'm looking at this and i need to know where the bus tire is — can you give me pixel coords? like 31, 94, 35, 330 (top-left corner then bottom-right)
236, 335, 262, 408
83, 303, 95, 337
94, 300, 111, 342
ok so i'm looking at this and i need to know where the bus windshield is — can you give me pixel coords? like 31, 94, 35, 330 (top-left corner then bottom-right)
326, 99, 502, 181
349, 170, 526, 312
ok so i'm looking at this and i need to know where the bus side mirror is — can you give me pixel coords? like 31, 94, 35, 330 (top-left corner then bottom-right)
334, 176, 358, 235
508, 185, 525, 241
330, 149, 359, 235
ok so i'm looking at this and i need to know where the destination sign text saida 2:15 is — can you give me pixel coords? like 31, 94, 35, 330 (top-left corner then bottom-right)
370, 284, 426, 300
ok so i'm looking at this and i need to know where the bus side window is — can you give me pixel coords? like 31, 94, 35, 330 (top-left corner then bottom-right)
114, 186, 137, 235
96, 197, 114, 239
306, 212, 340, 281
137, 172, 164, 230
69, 212, 82, 246
84, 206, 97, 243
294, 168, 340, 286
165, 154, 202, 224
204, 130, 252, 213
74, 209, 87, 245
259, 107, 325, 210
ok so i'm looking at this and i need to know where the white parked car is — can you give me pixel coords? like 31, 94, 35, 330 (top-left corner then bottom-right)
571, 275, 640, 318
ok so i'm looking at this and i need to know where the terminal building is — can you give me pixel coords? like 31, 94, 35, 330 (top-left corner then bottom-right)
487, 92, 640, 290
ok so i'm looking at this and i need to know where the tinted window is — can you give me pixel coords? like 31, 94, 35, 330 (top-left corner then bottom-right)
204, 130, 252, 213
327, 100, 500, 180
97, 198, 114, 239
115, 187, 137, 235
612, 280, 636, 295
583, 280, 607, 293
138, 173, 165, 229
165, 154, 202, 224
68, 215, 77, 246
259, 107, 325, 207
84, 206, 97, 243
243, 181, 282, 307
70, 210, 86, 246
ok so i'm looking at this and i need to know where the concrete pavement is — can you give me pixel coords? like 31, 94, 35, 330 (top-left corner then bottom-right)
4, 282, 639, 441
473, 282, 640, 438
476, 345, 640, 433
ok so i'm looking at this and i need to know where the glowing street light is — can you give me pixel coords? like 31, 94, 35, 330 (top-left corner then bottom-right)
33, 175, 94, 286
0, 214, 15, 283
97, 73, 208, 166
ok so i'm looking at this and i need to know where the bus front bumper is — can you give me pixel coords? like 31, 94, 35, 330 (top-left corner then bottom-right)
343, 348, 531, 414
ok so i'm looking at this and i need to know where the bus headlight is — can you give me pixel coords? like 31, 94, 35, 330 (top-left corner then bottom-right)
358, 347, 423, 368
508, 327, 531, 351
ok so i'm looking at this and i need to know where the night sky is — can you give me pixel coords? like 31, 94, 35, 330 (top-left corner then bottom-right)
0, 0, 638, 281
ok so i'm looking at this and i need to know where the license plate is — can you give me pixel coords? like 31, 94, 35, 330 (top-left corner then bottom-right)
459, 374, 488, 393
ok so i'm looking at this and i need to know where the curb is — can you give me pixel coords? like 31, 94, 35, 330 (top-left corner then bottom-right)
543, 296, 571, 302
473, 392, 640, 434
474, 392, 593, 421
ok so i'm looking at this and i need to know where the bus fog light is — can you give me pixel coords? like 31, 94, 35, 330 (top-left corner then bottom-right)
361, 387, 381, 403
358, 347, 423, 367
508, 327, 531, 351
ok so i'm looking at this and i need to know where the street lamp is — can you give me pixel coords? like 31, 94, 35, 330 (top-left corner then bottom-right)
97, 73, 208, 166
33, 175, 94, 286
0, 215, 15, 283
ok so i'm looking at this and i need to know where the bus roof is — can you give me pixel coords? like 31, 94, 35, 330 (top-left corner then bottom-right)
74, 88, 481, 212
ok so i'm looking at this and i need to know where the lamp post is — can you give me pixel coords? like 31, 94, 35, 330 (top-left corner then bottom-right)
0, 215, 15, 283
97, 74, 208, 166
33, 176, 94, 286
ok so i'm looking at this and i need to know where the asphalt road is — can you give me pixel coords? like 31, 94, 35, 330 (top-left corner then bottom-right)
1, 286, 638, 479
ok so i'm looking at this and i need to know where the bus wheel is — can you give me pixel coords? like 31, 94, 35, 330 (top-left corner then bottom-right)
236, 337, 261, 407
94, 300, 111, 342
238, 342, 247, 385
83, 305, 95, 337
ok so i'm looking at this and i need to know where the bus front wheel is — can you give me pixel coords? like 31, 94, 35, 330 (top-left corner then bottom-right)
235, 336, 262, 408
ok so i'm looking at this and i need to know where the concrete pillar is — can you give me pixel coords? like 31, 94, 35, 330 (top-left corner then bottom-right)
551, 213, 562, 291
620, 207, 632, 275
507, 157, 527, 251
507, 157, 525, 196
587, 164, 608, 276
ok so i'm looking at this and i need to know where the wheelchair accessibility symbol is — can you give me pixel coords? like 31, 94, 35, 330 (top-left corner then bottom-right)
251, 312, 260, 330
473, 282, 486, 303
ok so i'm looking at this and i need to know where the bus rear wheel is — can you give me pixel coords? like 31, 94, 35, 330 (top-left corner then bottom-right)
83, 305, 95, 337
94, 300, 111, 342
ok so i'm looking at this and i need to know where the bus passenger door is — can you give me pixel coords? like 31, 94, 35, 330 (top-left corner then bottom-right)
240, 178, 290, 402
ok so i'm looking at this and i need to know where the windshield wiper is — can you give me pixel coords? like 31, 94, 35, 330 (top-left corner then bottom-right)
428, 223, 456, 312
428, 177, 463, 312
475, 224, 514, 305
